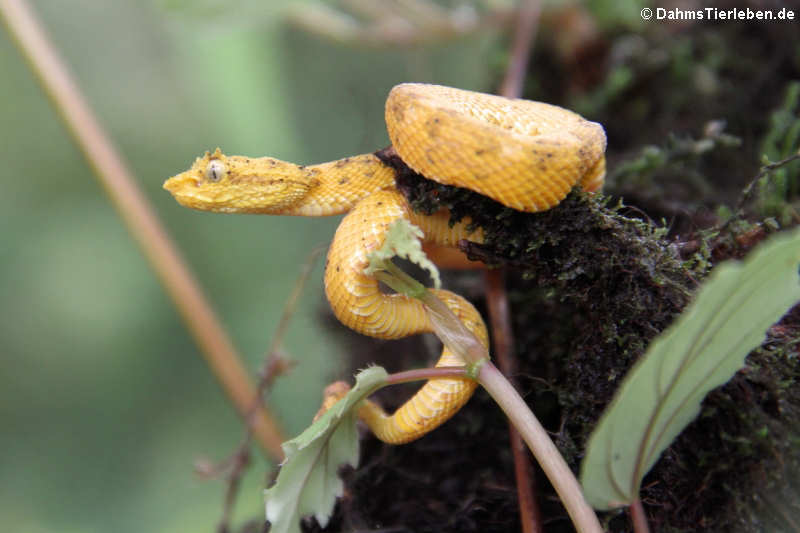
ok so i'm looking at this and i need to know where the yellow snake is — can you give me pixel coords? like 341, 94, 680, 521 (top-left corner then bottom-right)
163, 83, 606, 444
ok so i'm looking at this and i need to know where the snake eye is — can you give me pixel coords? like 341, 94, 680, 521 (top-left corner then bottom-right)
205, 159, 227, 182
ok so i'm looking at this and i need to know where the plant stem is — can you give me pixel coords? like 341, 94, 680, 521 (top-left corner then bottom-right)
478, 361, 603, 533
629, 498, 651, 533
486, 270, 542, 533
419, 289, 491, 366
498, 0, 541, 99
385, 366, 470, 385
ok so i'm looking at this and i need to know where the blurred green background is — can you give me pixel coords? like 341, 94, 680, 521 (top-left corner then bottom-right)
0, 0, 501, 530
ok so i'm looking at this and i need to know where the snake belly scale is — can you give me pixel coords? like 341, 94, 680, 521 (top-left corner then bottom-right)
164, 83, 606, 444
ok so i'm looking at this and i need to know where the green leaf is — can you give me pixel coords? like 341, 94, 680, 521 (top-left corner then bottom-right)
580, 228, 800, 510
364, 219, 441, 290
264, 366, 389, 533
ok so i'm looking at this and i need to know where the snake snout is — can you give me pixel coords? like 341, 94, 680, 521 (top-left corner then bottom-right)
163, 173, 199, 194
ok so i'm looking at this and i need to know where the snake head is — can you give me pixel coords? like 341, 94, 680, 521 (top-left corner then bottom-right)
163, 148, 314, 213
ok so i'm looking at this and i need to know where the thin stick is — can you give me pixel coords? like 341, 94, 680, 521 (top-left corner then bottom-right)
737, 153, 800, 211
213, 350, 291, 533
498, 0, 541, 99
494, 2, 544, 531
259, 246, 325, 373
629, 498, 652, 533
486, 270, 542, 533
715, 152, 800, 241
385, 366, 469, 385
0, 0, 286, 461
214, 247, 322, 532
245, 246, 325, 429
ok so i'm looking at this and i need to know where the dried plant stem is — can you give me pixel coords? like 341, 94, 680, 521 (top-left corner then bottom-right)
498, 0, 541, 99
214, 247, 322, 532
728, 152, 800, 222
0, 0, 285, 461
629, 498, 652, 533
486, 270, 542, 533
494, 2, 544, 531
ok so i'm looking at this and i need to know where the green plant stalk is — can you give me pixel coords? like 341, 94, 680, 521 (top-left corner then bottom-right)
372, 258, 602, 533
478, 361, 602, 533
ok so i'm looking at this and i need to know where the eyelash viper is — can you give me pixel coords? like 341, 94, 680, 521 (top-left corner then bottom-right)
164, 83, 606, 444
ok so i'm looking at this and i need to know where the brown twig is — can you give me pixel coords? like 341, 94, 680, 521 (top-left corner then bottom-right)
492, 2, 543, 532
385, 366, 470, 385
246, 246, 326, 428
208, 351, 291, 533
211, 247, 323, 533
629, 498, 652, 533
498, 0, 541, 99
486, 270, 542, 533
208, 348, 294, 533
0, 0, 286, 460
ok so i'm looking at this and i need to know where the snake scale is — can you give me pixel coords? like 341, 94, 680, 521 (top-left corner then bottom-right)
164, 83, 607, 444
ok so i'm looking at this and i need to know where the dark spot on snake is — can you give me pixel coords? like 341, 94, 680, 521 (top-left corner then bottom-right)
336, 265, 340, 272
377, 201, 383, 206
339, 177, 349, 185
390, 102, 404, 121
475, 149, 485, 156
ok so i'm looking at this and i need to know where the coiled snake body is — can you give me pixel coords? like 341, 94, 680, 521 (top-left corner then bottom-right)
164, 84, 606, 444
